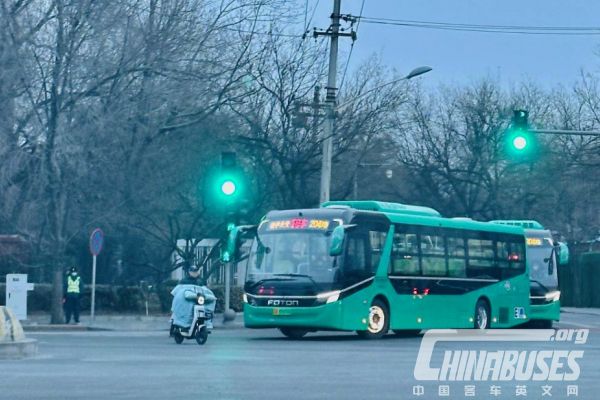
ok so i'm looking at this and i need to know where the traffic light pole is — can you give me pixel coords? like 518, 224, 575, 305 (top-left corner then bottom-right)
532, 129, 600, 137
224, 260, 232, 319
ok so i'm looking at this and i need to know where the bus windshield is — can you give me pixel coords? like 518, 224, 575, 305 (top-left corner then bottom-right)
527, 238, 558, 290
246, 223, 338, 290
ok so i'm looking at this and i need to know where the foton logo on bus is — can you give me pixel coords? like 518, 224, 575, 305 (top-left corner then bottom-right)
267, 299, 300, 307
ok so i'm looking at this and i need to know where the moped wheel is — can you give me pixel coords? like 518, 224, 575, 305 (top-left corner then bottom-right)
173, 333, 184, 344
195, 326, 208, 345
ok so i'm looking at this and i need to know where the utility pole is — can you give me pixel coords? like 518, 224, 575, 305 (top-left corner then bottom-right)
312, 85, 321, 138
314, 0, 356, 203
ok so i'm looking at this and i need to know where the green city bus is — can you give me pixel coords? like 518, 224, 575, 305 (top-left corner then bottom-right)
236, 201, 557, 339
489, 220, 568, 328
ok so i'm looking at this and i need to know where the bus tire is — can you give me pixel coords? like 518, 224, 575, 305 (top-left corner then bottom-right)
474, 299, 490, 329
357, 299, 390, 339
279, 328, 309, 339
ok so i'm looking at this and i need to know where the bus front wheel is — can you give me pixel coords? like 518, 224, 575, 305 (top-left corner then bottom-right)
279, 328, 309, 339
357, 299, 390, 339
474, 299, 490, 329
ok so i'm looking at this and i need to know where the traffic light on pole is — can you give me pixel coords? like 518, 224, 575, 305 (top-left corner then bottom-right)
213, 151, 244, 203
504, 109, 537, 160
218, 152, 240, 199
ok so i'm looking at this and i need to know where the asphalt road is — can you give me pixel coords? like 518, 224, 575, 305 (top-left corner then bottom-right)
3, 313, 600, 400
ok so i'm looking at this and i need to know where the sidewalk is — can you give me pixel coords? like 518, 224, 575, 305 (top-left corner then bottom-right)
21, 312, 244, 332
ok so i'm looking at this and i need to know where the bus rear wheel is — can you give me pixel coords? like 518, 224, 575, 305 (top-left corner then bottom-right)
357, 299, 389, 339
279, 328, 309, 339
474, 299, 490, 329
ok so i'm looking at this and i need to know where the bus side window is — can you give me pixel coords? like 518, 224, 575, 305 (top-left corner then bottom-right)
345, 235, 366, 272
447, 233, 466, 278
389, 225, 419, 275
496, 238, 510, 279
369, 230, 387, 271
466, 233, 497, 279
509, 240, 526, 273
421, 229, 446, 276
344, 222, 388, 283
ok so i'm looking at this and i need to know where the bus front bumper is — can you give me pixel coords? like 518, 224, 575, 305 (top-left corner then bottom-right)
529, 300, 561, 322
243, 302, 350, 330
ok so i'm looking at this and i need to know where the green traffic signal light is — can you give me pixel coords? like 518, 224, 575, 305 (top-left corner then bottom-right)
511, 132, 528, 151
221, 180, 237, 196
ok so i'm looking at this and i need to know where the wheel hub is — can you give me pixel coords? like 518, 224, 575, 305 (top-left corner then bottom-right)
368, 305, 385, 333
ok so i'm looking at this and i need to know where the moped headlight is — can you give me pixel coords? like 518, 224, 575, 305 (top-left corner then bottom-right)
197, 296, 205, 305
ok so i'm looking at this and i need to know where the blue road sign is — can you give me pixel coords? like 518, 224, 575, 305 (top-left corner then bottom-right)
89, 228, 104, 256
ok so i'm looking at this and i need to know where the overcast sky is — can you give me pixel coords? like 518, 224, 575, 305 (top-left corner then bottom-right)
308, 0, 600, 88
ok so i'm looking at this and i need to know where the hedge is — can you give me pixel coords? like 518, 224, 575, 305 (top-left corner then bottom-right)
0, 283, 244, 314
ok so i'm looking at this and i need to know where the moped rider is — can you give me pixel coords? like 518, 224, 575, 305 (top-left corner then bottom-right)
170, 266, 216, 330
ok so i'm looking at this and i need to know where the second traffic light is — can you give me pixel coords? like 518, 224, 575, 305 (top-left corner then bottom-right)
216, 152, 243, 200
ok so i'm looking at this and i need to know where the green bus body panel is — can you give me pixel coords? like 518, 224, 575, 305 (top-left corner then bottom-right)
244, 274, 531, 330
530, 301, 561, 322
244, 203, 535, 332
244, 291, 371, 331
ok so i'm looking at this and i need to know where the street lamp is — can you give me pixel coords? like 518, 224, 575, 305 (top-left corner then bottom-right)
335, 66, 432, 113
320, 66, 432, 203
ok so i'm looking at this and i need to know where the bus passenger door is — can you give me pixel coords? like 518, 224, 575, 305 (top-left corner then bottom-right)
388, 225, 422, 330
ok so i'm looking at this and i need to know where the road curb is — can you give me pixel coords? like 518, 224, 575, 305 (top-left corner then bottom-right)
22, 312, 245, 332
23, 324, 111, 332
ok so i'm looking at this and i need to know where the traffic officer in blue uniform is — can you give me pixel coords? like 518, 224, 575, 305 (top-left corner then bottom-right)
63, 267, 83, 324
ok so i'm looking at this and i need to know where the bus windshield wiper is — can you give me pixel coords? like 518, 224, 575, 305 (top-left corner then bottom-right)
273, 273, 319, 289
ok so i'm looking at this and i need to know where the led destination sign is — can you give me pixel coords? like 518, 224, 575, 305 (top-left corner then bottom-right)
267, 218, 330, 231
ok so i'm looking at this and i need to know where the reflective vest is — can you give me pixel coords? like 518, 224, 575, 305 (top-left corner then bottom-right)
67, 276, 80, 294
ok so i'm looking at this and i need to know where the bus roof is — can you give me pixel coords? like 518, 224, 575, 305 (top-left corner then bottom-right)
322, 201, 524, 236
489, 220, 545, 230
321, 200, 441, 217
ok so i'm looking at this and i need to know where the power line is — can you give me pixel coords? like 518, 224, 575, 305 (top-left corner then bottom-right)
362, 16, 600, 31
338, 0, 366, 95
222, 27, 303, 38
303, 0, 321, 38
359, 17, 600, 36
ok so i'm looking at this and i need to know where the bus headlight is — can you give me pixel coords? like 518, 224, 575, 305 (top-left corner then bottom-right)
197, 296, 205, 305
545, 291, 561, 302
317, 290, 340, 304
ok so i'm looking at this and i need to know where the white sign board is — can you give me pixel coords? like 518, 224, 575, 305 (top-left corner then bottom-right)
6, 274, 34, 320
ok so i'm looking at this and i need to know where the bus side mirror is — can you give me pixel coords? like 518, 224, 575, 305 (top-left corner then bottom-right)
557, 242, 569, 266
329, 225, 346, 256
